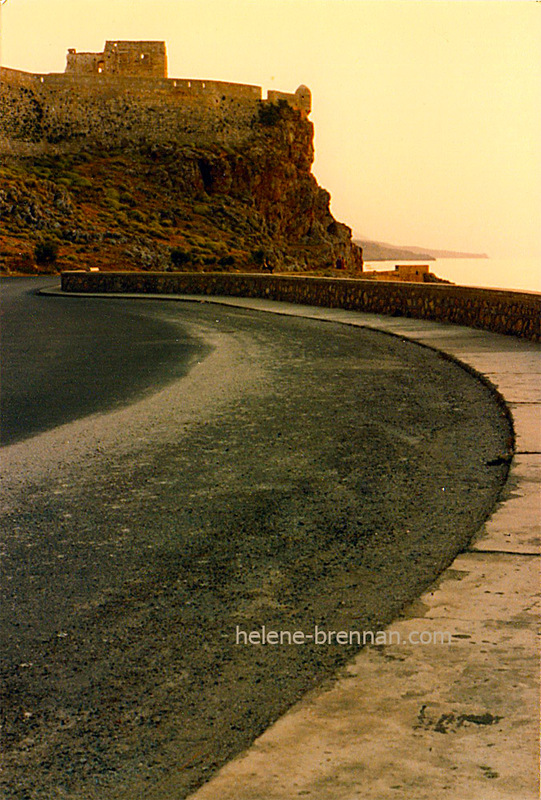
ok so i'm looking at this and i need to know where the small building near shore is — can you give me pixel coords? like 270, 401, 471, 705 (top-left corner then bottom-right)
363, 264, 430, 282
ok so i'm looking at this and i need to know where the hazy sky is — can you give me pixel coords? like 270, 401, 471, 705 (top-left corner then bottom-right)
2, 0, 540, 257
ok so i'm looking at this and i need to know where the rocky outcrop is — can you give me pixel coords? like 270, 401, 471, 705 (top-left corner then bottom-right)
0, 73, 362, 274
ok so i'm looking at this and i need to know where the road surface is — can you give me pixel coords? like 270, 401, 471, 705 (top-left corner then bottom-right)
0, 278, 511, 799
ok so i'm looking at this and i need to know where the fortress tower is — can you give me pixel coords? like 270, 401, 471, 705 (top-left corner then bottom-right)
267, 84, 311, 116
65, 41, 167, 78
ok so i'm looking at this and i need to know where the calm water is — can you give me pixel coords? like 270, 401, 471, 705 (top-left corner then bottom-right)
363, 257, 541, 294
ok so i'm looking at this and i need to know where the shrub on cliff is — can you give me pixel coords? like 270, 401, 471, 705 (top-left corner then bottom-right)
193, 203, 210, 216
170, 247, 191, 269
251, 248, 274, 272
257, 99, 289, 126
34, 239, 59, 267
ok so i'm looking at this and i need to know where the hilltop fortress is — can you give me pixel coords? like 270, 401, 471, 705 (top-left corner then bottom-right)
62, 39, 311, 111
0, 41, 361, 274
0, 40, 312, 151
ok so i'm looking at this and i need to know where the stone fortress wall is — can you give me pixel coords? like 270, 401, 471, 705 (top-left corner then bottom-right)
0, 65, 262, 150
0, 41, 311, 152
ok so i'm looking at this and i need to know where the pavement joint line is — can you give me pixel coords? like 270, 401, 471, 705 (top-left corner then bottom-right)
465, 548, 541, 556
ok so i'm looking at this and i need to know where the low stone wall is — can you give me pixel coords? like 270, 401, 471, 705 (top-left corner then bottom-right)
61, 271, 540, 341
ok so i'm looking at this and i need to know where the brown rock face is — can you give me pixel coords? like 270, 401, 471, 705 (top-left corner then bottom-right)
144, 105, 362, 272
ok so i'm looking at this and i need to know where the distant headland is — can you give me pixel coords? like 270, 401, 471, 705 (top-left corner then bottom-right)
356, 239, 489, 262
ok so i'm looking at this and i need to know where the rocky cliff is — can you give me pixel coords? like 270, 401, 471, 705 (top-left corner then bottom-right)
0, 72, 362, 274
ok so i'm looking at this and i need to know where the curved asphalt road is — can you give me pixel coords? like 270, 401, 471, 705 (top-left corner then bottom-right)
0, 278, 511, 799
0, 278, 206, 445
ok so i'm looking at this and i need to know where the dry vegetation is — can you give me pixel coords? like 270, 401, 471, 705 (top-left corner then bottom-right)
0, 113, 362, 278
0, 150, 271, 274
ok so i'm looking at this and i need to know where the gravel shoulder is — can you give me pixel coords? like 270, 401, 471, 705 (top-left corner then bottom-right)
0, 294, 512, 799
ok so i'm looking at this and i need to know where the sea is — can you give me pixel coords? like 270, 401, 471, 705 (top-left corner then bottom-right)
362, 257, 541, 294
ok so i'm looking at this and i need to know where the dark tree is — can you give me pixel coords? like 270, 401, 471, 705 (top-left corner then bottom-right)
34, 240, 59, 266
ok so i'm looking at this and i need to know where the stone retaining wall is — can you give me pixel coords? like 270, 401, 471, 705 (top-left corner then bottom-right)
60, 271, 540, 341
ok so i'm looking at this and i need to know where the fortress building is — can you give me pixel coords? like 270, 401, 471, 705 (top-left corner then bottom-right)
1, 40, 311, 115
0, 40, 312, 152
65, 41, 168, 78
61, 40, 311, 113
